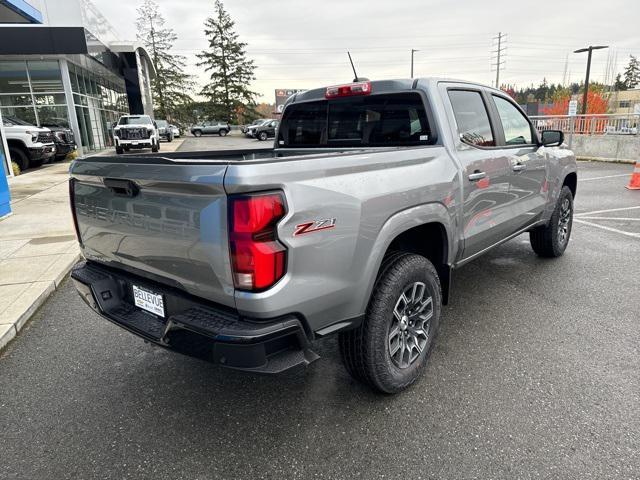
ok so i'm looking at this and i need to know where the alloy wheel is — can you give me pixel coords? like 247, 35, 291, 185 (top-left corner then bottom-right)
558, 197, 572, 245
388, 282, 433, 369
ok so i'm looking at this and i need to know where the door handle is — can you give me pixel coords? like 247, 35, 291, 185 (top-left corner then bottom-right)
512, 163, 526, 172
468, 171, 486, 182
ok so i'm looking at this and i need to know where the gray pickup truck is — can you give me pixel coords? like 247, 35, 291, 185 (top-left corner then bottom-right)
69, 78, 577, 393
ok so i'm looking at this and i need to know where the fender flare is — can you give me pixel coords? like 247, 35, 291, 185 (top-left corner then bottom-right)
358, 202, 456, 312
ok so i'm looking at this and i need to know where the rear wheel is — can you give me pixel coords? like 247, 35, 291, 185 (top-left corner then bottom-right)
151, 140, 159, 153
529, 186, 574, 257
115, 146, 124, 155
219, 129, 228, 137
339, 253, 442, 393
9, 147, 29, 170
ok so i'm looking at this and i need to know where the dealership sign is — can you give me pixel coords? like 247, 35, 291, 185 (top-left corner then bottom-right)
275, 89, 305, 113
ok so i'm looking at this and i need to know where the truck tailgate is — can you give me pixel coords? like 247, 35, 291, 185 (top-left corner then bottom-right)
70, 160, 234, 308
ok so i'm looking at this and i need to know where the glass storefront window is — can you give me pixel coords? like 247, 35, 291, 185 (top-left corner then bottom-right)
0, 61, 31, 94
0, 95, 33, 107
27, 61, 63, 93
37, 106, 70, 128
0, 106, 37, 125
33, 94, 67, 106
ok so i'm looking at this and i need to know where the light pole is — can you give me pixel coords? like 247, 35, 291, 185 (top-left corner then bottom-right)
411, 49, 419, 78
574, 45, 608, 115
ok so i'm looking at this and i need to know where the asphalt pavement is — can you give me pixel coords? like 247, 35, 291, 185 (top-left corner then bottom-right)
1, 155, 639, 480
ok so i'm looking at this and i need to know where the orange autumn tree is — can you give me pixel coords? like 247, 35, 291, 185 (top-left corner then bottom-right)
542, 89, 609, 115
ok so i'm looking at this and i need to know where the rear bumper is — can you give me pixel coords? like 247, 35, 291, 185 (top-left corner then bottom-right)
71, 261, 318, 373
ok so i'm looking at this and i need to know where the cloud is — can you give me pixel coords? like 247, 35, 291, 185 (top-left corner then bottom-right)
95, 0, 639, 102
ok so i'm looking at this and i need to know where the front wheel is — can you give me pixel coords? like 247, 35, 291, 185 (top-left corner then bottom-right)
339, 253, 442, 394
115, 146, 124, 155
151, 140, 159, 153
529, 185, 574, 257
258, 131, 268, 141
193, 130, 202, 137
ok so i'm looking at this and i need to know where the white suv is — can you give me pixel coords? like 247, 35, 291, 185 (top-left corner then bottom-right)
113, 115, 160, 155
3, 116, 56, 170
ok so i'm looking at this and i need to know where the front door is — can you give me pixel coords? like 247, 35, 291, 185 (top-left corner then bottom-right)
446, 88, 515, 260
489, 94, 547, 231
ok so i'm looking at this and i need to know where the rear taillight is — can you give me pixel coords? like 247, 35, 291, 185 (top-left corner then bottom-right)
69, 179, 82, 245
228, 192, 287, 292
325, 81, 372, 98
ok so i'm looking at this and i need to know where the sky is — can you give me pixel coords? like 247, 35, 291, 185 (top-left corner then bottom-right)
93, 0, 640, 103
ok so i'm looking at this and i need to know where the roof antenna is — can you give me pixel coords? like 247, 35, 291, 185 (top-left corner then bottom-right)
348, 51, 367, 82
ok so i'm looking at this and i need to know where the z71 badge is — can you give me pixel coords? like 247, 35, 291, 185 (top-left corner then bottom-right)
293, 218, 336, 236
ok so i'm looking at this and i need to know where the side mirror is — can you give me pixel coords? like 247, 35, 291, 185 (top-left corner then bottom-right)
541, 130, 564, 147
153, 121, 158, 129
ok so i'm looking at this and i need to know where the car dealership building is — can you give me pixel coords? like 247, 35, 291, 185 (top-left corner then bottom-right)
0, 0, 155, 181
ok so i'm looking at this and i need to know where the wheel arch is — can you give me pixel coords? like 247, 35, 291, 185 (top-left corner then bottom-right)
363, 203, 456, 309
563, 171, 577, 199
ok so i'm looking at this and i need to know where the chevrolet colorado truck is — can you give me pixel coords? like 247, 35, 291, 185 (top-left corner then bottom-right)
69, 78, 577, 393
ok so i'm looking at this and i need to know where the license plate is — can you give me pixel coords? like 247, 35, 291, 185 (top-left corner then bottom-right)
132, 141, 139, 145
132, 285, 165, 318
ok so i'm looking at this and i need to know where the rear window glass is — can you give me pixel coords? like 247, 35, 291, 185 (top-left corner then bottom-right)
278, 93, 432, 148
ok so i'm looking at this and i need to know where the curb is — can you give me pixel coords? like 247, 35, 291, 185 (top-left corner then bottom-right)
577, 156, 635, 165
0, 253, 80, 353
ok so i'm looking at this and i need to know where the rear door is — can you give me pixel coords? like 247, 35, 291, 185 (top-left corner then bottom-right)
71, 159, 235, 307
488, 93, 547, 230
444, 87, 515, 260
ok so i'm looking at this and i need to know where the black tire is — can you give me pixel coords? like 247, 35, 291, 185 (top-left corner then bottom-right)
151, 140, 159, 153
530, 185, 574, 258
258, 131, 268, 141
115, 146, 124, 155
339, 253, 442, 394
219, 129, 228, 137
167, 134, 173, 143
9, 147, 29, 171
193, 130, 202, 137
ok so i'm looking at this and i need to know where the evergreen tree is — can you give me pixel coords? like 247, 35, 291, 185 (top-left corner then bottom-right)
197, 0, 257, 123
623, 55, 640, 89
136, 0, 194, 122
614, 73, 627, 91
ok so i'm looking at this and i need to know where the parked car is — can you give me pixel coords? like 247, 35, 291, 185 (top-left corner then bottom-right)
3, 116, 56, 170
170, 125, 181, 138
155, 119, 174, 142
40, 119, 77, 161
69, 78, 577, 393
190, 121, 230, 137
242, 118, 268, 136
254, 120, 279, 141
112, 115, 160, 154
244, 119, 272, 138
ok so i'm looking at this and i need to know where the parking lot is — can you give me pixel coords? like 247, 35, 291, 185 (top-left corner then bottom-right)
0, 154, 638, 479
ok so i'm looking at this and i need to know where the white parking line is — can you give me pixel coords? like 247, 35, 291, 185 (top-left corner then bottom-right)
574, 219, 640, 239
575, 206, 640, 217
578, 217, 640, 221
578, 174, 630, 182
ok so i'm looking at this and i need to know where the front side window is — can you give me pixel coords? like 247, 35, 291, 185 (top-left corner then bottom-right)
279, 93, 432, 148
448, 90, 495, 147
492, 95, 533, 145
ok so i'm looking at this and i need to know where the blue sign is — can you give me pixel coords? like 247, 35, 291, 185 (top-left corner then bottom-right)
0, 151, 11, 218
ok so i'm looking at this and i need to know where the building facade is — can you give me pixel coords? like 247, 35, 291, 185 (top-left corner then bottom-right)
608, 89, 640, 115
0, 0, 155, 177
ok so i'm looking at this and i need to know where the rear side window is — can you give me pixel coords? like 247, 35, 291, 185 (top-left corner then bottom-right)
448, 90, 495, 147
279, 93, 432, 148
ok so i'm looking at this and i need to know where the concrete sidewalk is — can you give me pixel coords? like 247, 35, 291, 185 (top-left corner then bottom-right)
0, 161, 79, 350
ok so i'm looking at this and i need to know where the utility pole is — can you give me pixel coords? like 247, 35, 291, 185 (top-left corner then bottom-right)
492, 32, 507, 88
411, 49, 419, 78
574, 45, 608, 114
